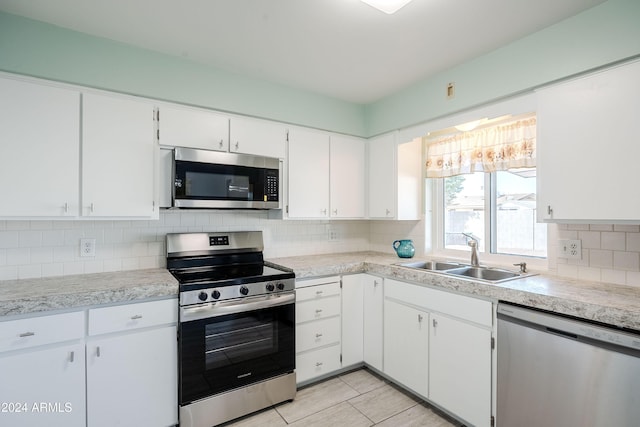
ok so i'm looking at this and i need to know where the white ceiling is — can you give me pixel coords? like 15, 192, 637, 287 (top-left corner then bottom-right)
0, 0, 607, 104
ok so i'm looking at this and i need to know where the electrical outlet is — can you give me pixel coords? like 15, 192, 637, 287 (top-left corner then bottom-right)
80, 238, 96, 257
327, 226, 339, 241
559, 239, 581, 259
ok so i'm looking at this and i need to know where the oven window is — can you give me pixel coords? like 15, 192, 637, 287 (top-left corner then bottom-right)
205, 315, 276, 369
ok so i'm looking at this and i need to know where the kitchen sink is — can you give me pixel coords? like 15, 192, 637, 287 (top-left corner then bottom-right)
397, 260, 464, 270
395, 260, 535, 283
444, 267, 520, 282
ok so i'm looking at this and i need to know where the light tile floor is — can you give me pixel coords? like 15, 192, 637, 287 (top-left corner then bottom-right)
223, 369, 461, 427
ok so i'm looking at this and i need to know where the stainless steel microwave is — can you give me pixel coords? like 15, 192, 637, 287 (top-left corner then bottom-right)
167, 147, 281, 209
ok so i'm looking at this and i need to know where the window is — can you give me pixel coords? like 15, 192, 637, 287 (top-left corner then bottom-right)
442, 169, 546, 258
427, 114, 546, 261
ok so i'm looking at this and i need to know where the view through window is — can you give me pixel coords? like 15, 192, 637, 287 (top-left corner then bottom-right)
443, 169, 547, 258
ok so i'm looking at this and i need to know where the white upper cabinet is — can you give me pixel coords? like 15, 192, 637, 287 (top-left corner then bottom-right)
157, 103, 229, 152
368, 133, 422, 220
330, 135, 366, 218
229, 116, 286, 159
82, 93, 157, 218
0, 77, 80, 217
287, 127, 330, 218
537, 60, 640, 222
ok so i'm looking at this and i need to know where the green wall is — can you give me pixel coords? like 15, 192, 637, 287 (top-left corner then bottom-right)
1, 0, 639, 138
366, 0, 640, 136
0, 11, 367, 136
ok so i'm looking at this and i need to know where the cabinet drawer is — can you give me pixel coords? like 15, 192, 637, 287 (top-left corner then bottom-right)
296, 295, 341, 323
89, 298, 177, 336
385, 279, 492, 327
296, 344, 342, 384
0, 311, 84, 353
296, 317, 341, 353
296, 281, 341, 302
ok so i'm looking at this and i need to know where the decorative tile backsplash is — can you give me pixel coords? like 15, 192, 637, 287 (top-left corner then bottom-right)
0, 211, 370, 281
554, 224, 640, 287
1, 212, 639, 288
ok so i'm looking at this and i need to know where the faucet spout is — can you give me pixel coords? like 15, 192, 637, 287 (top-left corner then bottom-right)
462, 233, 480, 267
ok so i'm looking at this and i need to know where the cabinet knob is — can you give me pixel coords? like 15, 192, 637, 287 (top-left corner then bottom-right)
433, 319, 438, 328
373, 280, 379, 287
69, 351, 75, 363
235, 141, 239, 150
315, 333, 323, 338
547, 205, 553, 215
333, 209, 338, 215
315, 309, 323, 314
386, 209, 391, 216
63, 202, 69, 213
96, 346, 101, 358
18, 331, 35, 338
219, 139, 224, 148
130, 314, 143, 320
321, 208, 327, 215
418, 314, 424, 323
315, 362, 323, 367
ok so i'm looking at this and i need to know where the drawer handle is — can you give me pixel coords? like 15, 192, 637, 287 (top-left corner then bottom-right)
315, 309, 323, 314
315, 290, 324, 295
19, 332, 35, 338
315, 333, 323, 338
130, 314, 143, 320
316, 362, 323, 367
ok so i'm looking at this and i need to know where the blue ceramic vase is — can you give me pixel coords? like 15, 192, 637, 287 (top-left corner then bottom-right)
393, 239, 415, 258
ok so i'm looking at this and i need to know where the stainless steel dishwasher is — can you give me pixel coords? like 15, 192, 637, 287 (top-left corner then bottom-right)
497, 303, 640, 427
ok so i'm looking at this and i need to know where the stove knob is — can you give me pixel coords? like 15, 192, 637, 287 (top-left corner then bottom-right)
198, 291, 208, 301
266, 284, 275, 292
239, 286, 249, 296
211, 290, 221, 300
277, 283, 285, 291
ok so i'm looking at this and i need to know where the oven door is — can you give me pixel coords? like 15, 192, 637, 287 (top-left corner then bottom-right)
179, 292, 295, 405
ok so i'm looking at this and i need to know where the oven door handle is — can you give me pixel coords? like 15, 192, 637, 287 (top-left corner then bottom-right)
180, 292, 295, 322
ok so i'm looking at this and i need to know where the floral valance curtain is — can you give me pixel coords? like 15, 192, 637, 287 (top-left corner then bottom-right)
424, 117, 536, 178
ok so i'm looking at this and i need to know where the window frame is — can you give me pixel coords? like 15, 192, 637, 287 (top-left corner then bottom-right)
430, 172, 548, 271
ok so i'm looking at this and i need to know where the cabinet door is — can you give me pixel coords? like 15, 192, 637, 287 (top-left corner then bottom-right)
0, 77, 80, 217
330, 135, 366, 218
363, 275, 383, 371
341, 275, 364, 367
383, 299, 428, 397
82, 93, 157, 218
86, 326, 178, 427
429, 314, 492, 427
158, 104, 229, 151
287, 128, 330, 218
368, 133, 396, 218
0, 343, 86, 427
537, 60, 640, 222
230, 116, 286, 158
396, 138, 422, 220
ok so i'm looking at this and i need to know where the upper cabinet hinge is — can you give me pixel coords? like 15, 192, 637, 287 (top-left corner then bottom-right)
340, 279, 343, 289
286, 130, 289, 142
340, 354, 342, 363
491, 415, 495, 426
286, 205, 289, 214
157, 129, 160, 141
491, 337, 495, 350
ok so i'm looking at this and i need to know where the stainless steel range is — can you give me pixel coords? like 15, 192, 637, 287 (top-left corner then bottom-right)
167, 231, 296, 427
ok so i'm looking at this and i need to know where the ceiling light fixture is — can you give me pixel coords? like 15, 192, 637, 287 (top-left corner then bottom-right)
360, 0, 414, 14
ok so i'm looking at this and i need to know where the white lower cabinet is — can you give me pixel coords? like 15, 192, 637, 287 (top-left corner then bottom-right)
362, 275, 383, 371
384, 278, 494, 427
0, 343, 86, 427
86, 327, 177, 427
86, 299, 178, 427
383, 299, 429, 397
295, 277, 342, 384
0, 298, 178, 427
341, 274, 364, 367
429, 313, 492, 427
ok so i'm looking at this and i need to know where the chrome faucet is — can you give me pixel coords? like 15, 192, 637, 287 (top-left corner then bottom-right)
462, 233, 480, 267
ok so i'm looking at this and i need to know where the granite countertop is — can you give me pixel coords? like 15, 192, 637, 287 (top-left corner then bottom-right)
0, 269, 178, 317
1, 252, 639, 332
268, 251, 640, 331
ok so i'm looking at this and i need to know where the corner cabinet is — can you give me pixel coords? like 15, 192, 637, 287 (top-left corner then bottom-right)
82, 93, 157, 218
367, 133, 422, 220
537, 59, 640, 222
